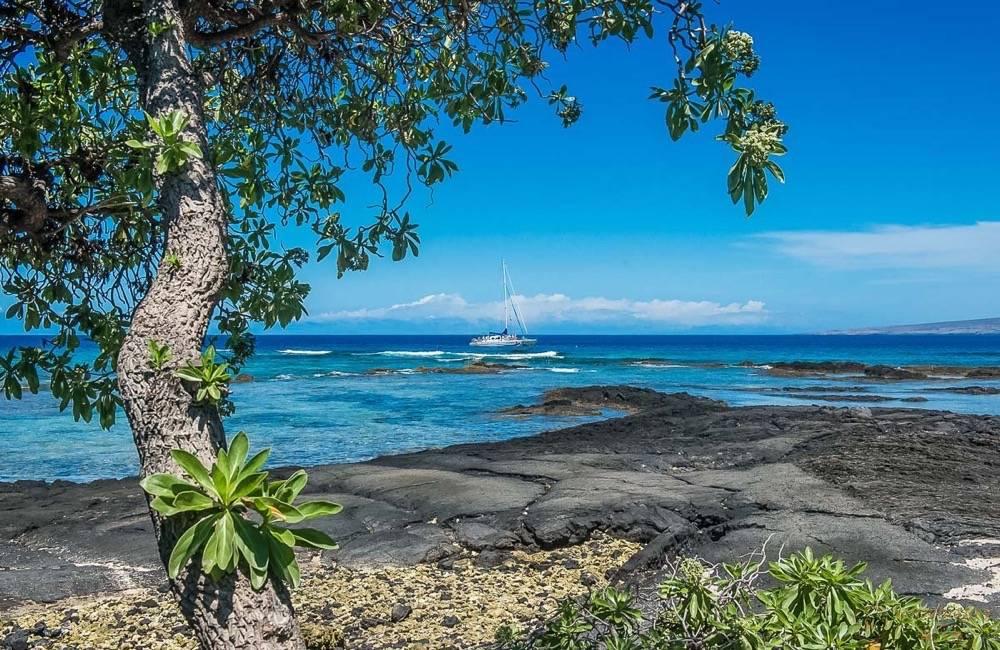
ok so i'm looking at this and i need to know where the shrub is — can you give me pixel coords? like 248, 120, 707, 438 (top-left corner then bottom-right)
139, 432, 341, 590
495, 547, 1000, 649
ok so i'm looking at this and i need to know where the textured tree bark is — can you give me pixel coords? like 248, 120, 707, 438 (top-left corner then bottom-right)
114, 1, 305, 648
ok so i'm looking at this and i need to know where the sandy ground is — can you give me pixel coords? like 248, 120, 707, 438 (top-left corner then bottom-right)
1, 535, 639, 649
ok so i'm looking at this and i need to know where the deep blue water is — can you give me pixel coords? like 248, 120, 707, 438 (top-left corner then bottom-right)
2, 334, 999, 482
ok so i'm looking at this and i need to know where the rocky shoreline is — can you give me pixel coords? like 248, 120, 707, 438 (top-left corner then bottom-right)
748, 359, 1000, 379
2, 386, 999, 647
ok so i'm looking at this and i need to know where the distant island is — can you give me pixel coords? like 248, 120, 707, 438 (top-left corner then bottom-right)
829, 317, 1000, 335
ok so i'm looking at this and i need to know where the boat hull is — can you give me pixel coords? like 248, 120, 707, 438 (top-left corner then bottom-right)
469, 336, 537, 348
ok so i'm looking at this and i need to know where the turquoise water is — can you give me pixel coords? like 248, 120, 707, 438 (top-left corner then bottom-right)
2, 334, 999, 482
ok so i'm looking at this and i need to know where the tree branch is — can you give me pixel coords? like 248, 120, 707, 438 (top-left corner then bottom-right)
0, 175, 48, 233
188, 13, 284, 47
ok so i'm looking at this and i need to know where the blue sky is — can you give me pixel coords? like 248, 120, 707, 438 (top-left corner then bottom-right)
290, 0, 1000, 334
6, 1, 1000, 335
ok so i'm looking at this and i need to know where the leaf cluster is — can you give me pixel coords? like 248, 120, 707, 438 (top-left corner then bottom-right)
496, 548, 1000, 649
125, 111, 204, 176
650, 25, 787, 216
173, 345, 230, 405
140, 432, 341, 590
147, 339, 171, 370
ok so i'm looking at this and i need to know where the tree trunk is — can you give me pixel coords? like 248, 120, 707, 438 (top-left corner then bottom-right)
114, 1, 305, 648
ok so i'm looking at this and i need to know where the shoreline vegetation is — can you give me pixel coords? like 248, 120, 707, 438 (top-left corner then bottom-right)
2, 386, 999, 648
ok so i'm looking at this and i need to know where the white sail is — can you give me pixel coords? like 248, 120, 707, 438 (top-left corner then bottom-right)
470, 261, 537, 348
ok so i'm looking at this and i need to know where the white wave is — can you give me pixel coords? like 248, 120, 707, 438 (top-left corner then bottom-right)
358, 350, 446, 358
279, 349, 332, 356
547, 367, 580, 373
357, 349, 562, 361
446, 350, 562, 361
312, 371, 355, 377
273, 373, 294, 381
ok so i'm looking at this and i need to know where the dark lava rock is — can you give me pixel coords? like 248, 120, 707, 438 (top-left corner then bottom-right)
900, 396, 929, 402
933, 385, 1000, 395
782, 393, 894, 403
966, 367, 1000, 378
580, 572, 598, 587
416, 361, 524, 375
441, 615, 461, 628
2, 387, 998, 613
473, 549, 506, 569
2, 629, 29, 650
498, 398, 602, 417
779, 385, 871, 393
864, 365, 928, 380
768, 361, 867, 375
390, 604, 412, 623
232, 373, 254, 383
497, 386, 724, 417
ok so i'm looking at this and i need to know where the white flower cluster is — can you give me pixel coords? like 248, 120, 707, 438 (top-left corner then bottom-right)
739, 125, 781, 166
722, 30, 760, 75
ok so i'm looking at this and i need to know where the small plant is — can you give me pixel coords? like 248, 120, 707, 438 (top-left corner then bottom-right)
147, 340, 172, 370
125, 110, 203, 175
140, 432, 341, 590
164, 251, 182, 270
174, 345, 230, 405
148, 20, 174, 38
497, 548, 1000, 649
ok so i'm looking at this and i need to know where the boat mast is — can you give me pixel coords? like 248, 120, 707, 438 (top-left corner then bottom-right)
502, 259, 509, 333
505, 264, 529, 336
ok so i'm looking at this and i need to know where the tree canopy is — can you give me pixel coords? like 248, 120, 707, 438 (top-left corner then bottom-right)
0, 0, 786, 428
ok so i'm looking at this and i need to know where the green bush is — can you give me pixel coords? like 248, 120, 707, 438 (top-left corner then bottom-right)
495, 547, 1000, 649
140, 432, 341, 590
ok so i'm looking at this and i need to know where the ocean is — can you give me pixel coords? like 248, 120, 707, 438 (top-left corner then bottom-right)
2, 334, 999, 482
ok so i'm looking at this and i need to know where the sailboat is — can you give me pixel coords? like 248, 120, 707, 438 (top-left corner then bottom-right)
469, 261, 537, 347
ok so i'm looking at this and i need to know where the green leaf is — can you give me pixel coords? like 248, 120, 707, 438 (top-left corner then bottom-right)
292, 500, 343, 522
149, 495, 182, 516
230, 471, 267, 501
171, 450, 218, 497
268, 525, 297, 547
214, 511, 237, 572
765, 160, 785, 183
177, 141, 203, 159
237, 449, 270, 483
290, 527, 338, 550
140, 473, 194, 498
266, 531, 301, 588
172, 490, 217, 512
252, 496, 303, 522
228, 432, 250, 470
233, 516, 269, 573
167, 513, 218, 578
276, 469, 307, 501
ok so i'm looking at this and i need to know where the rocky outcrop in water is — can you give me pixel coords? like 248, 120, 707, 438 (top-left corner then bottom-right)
932, 385, 1000, 395
366, 361, 524, 376
497, 386, 722, 416
752, 360, 1000, 380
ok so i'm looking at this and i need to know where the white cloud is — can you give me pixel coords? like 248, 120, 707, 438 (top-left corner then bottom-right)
759, 221, 1000, 270
311, 293, 767, 327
